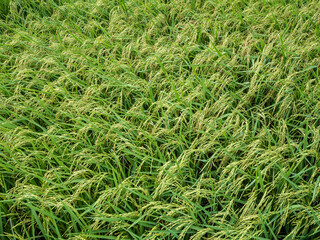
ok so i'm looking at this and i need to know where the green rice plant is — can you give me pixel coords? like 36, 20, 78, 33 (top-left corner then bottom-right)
0, 0, 320, 239
0, 0, 10, 20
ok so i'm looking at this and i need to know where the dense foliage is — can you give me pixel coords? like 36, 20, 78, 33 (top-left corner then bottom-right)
1, 0, 320, 239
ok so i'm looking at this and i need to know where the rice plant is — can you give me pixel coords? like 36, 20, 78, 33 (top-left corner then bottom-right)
0, 0, 320, 239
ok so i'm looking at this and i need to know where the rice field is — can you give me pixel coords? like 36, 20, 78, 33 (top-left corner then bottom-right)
1, 0, 320, 239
